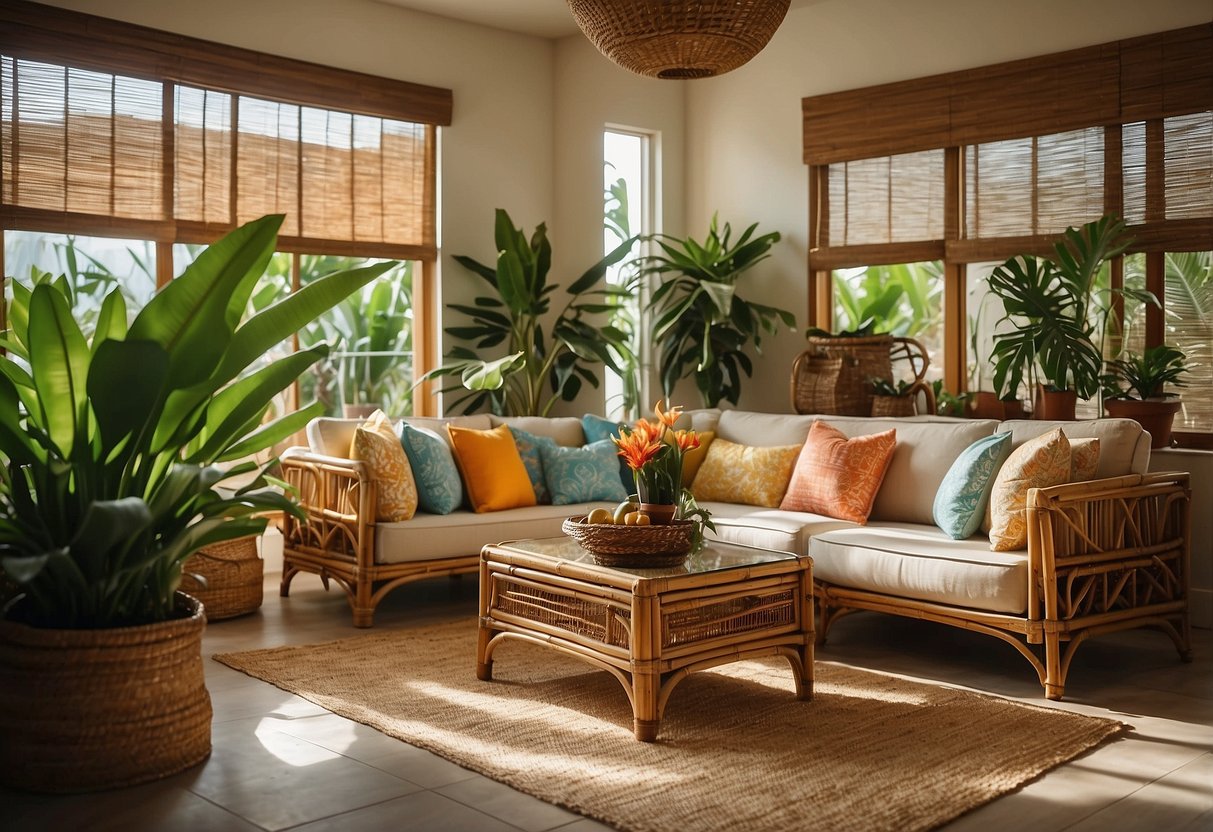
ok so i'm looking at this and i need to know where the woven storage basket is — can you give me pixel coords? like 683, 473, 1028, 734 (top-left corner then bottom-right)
0, 593, 212, 793
792, 334, 895, 415
180, 536, 263, 620
562, 516, 694, 568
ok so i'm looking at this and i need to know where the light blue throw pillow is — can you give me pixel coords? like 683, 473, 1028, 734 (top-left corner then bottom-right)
398, 423, 464, 515
508, 427, 557, 504
581, 414, 634, 493
540, 439, 629, 505
933, 432, 1013, 539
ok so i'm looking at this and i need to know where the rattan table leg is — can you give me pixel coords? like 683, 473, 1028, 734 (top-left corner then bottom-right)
476, 625, 495, 681
631, 666, 660, 742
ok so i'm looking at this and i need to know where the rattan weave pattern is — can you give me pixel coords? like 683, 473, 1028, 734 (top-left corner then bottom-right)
567, 0, 790, 79
662, 588, 796, 647
180, 536, 263, 620
496, 578, 632, 650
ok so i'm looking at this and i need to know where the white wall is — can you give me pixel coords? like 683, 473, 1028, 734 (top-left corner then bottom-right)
551, 36, 686, 416
38, 0, 557, 411
684, 0, 1213, 414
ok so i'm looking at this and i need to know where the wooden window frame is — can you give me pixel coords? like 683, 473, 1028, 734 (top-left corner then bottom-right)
0, 0, 449, 416
803, 23, 1213, 447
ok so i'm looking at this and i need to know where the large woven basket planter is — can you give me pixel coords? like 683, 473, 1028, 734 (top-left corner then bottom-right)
0, 592, 212, 793
180, 536, 264, 620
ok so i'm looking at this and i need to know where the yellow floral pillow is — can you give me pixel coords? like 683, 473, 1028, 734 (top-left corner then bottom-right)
1070, 438, 1100, 481
691, 439, 801, 508
987, 428, 1071, 551
349, 410, 418, 522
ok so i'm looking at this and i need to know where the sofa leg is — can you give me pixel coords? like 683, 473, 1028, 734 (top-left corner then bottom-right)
1044, 629, 1065, 701
279, 565, 297, 597
352, 606, 375, 628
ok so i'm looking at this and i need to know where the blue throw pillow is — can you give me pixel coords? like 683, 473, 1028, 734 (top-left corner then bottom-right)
508, 427, 557, 504
581, 414, 634, 494
399, 423, 464, 515
933, 432, 1013, 539
540, 439, 629, 505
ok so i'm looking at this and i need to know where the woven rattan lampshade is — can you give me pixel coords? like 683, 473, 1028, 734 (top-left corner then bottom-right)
567, 0, 790, 79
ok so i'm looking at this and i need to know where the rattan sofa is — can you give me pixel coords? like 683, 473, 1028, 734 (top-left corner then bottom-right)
279, 409, 1191, 700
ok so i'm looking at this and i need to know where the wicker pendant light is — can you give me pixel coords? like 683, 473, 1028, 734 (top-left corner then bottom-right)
567, 1, 791, 80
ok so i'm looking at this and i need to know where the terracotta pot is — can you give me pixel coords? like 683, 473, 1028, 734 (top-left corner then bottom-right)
1105, 398, 1182, 449
0, 593, 212, 793
636, 503, 678, 526
971, 392, 1026, 420
1033, 386, 1077, 421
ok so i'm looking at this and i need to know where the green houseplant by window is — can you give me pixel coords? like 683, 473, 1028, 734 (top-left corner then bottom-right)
987, 215, 1141, 419
639, 214, 796, 408
1102, 344, 1190, 448
426, 208, 638, 417
0, 215, 386, 792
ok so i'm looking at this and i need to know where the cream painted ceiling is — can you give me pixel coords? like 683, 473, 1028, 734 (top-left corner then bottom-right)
374, 0, 821, 39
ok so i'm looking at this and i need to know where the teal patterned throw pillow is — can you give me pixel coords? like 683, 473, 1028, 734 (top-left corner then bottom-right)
399, 423, 464, 515
932, 432, 1013, 539
581, 414, 634, 493
540, 439, 629, 505
508, 427, 557, 504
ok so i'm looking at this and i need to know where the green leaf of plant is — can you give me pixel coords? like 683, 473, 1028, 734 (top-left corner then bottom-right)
217, 400, 325, 461
27, 283, 90, 457
88, 338, 170, 455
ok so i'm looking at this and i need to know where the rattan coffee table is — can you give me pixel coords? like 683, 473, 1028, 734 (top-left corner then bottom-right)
477, 537, 813, 741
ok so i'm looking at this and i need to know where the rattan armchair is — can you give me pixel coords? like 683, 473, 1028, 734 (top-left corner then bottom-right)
815, 472, 1192, 700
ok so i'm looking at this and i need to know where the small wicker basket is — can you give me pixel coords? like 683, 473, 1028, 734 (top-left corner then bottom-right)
180, 536, 263, 620
562, 516, 695, 568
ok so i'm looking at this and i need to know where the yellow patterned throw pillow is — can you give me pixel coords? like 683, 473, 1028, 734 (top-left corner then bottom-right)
349, 410, 418, 522
690, 439, 801, 508
1070, 438, 1100, 481
987, 427, 1071, 551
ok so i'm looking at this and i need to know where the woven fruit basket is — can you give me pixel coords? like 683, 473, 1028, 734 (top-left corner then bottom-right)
562, 516, 695, 568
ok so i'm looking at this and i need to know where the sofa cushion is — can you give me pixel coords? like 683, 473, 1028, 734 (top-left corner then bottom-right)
374, 503, 607, 564
406, 415, 493, 447
987, 428, 1071, 552
307, 417, 361, 458
702, 501, 856, 555
811, 522, 1029, 614
447, 424, 536, 513
691, 439, 801, 507
491, 415, 585, 447
349, 410, 419, 522
932, 431, 1013, 540
539, 440, 628, 505
714, 410, 817, 446
780, 421, 896, 524
996, 418, 1147, 477
508, 427, 556, 503
1070, 438, 1100, 481
399, 423, 465, 515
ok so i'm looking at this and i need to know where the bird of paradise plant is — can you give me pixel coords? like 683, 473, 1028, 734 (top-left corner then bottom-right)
613, 401, 714, 545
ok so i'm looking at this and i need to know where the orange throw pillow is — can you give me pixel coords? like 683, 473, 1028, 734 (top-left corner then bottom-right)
446, 424, 537, 513
780, 421, 897, 524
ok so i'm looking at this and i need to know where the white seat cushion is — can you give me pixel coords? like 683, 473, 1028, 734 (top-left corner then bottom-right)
489, 415, 585, 447
811, 522, 1029, 614
700, 501, 857, 555
374, 503, 608, 564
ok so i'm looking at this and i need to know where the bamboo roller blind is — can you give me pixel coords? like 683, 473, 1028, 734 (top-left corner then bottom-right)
0, 0, 450, 255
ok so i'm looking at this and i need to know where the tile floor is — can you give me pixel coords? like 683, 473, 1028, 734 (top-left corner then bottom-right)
4, 570, 1210, 832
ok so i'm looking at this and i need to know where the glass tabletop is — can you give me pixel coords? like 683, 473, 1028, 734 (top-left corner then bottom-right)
498, 536, 798, 577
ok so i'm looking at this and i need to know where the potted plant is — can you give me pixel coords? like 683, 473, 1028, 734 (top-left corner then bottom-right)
0, 215, 386, 793
1102, 344, 1190, 448
425, 208, 638, 416
640, 214, 796, 408
987, 215, 1141, 420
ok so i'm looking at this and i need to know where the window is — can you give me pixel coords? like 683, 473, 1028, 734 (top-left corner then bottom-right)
603, 128, 653, 421
1, 1, 450, 416
804, 23, 1213, 442
832, 262, 944, 384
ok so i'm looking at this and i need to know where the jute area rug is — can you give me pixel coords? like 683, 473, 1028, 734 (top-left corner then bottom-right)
214, 621, 1123, 832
